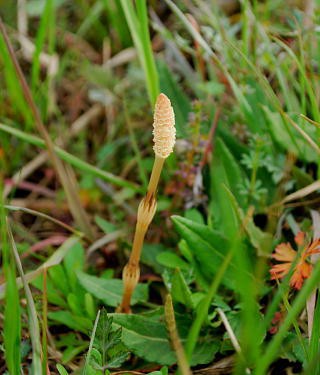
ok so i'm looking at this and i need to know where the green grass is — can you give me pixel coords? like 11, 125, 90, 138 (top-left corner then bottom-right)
8, 223, 42, 373
0, 122, 140, 192
31, 0, 56, 119
0, 1, 320, 374
1, 178, 21, 374
120, 0, 159, 106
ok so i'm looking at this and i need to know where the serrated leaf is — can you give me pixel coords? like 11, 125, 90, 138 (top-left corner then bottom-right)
91, 309, 130, 369
89, 347, 102, 365
106, 350, 130, 369
77, 272, 148, 307
95, 312, 119, 355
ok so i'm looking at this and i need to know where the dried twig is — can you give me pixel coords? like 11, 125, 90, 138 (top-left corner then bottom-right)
283, 180, 320, 203
217, 308, 251, 374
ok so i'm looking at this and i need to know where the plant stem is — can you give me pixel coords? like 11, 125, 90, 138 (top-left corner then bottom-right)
118, 156, 165, 313
165, 294, 192, 375
147, 156, 165, 199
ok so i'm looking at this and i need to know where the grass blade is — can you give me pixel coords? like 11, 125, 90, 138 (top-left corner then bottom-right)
308, 297, 320, 373
0, 122, 140, 192
0, 236, 81, 299
254, 260, 320, 374
1, 181, 21, 374
7, 221, 42, 374
83, 309, 101, 374
120, 0, 159, 105
0, 18, 94, 240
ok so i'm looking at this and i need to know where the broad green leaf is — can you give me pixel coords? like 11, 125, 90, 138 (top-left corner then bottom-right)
67, 293, 84, 316
48, 310, 92, 334
84, 293, 96, 320
77, 272, 148, 307
210, 137, 244, 237
171, 215, 236, 289
170, 268, 194, 308
156, 251, 189, 270
111, 312, 218, 366
225, 187, 273, 256
32, 272, 67, 308
111, 313, 174, 365
184, 208, 205, 224
49, 265, 70, 296
63, 242, 85, 292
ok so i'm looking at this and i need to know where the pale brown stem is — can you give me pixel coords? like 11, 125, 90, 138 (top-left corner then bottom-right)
121, 287, 133, 313
129, 226, 147, 265
147, 156, 165, 200
119, 263, 140, 313
118, 213, 151, 313
118, 157, 164, 313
